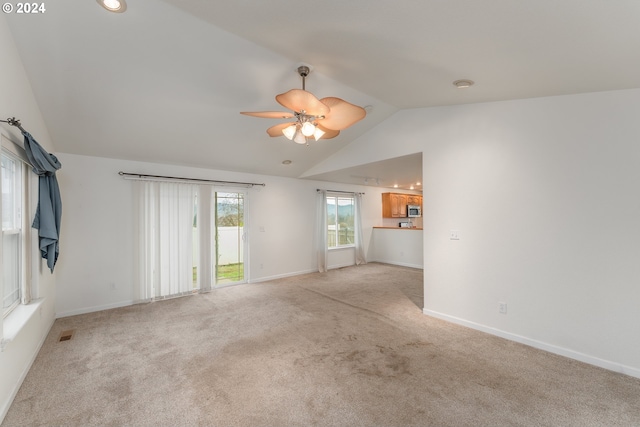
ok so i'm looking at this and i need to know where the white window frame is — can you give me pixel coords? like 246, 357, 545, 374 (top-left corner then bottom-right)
326, 193, 355, 250
1, 132, 33, 319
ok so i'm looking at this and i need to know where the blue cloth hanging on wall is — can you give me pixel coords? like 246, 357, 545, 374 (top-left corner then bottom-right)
22, 131, 62, 273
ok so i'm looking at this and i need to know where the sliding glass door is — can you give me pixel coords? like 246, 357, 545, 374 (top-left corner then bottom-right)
214, 191, 246, 286
136, 182, 249, 299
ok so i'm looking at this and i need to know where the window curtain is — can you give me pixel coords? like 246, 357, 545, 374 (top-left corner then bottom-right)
197, 185, 213, 292
134, 181, 198, 301
22, 131, 62, 273
316, 190, 328, 272
354, 193, 367, 265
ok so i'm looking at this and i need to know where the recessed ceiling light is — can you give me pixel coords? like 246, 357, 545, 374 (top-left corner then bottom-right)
393, 184, 398, 188
410, 186, 415, 190
282, 160, 292, 165
97, 0, 127, 13
416, 182, 421, 186
453, 79, 474, 88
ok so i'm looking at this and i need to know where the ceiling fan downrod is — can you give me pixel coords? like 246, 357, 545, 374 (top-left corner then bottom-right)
297, 65, 310, 91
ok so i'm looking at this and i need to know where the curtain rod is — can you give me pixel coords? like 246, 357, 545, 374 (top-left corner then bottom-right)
119, 171, 266, 187
0, 117, 26, 133
317, 189, 364, 195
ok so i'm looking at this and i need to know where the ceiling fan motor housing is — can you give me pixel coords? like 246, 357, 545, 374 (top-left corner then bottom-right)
298, 65, 310, 77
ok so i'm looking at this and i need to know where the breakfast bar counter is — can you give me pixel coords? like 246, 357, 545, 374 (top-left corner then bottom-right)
373, 226, 423, 230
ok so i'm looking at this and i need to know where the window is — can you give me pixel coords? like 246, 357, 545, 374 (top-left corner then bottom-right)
326, 195, 355, 248
2, 150, 25, 317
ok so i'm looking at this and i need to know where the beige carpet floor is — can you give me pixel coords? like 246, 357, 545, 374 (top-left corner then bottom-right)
3, 263, 640, 426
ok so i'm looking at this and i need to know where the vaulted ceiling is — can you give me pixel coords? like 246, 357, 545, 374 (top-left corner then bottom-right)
6, 0, 640, 188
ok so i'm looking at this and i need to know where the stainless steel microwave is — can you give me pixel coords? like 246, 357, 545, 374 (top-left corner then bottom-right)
407, 205, 421, 217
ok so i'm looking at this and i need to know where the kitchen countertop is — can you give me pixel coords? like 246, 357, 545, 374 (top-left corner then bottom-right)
373, 226, 423, 230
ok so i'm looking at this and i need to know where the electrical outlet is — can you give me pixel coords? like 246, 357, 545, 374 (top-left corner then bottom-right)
498, 302, 507, 314
449, 229, 460, 240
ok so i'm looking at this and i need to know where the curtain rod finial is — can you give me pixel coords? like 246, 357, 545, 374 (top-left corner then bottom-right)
2, 117, 26, 133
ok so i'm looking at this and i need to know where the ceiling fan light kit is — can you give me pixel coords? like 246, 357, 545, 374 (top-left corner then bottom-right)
241, 65, 366, 146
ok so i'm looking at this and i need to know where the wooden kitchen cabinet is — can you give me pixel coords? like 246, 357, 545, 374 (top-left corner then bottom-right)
407, 195, 422, 206
382, 193, 422, 218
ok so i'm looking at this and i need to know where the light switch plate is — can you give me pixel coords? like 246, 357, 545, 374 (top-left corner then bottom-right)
499, 302, 508, 314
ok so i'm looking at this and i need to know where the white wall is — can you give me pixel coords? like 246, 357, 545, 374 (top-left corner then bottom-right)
319, 88, 640, 378
54, 153, 389, 317
0, 14, 57, 422
369, 228, 423, 269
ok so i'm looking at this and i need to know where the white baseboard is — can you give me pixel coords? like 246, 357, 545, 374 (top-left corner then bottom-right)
423, 309, 640, 380
0, 315, 55, 424
56, 300, 134, 319
369, 259, 424, 269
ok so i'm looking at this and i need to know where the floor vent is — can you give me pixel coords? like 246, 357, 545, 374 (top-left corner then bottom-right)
59, 330, 75, 342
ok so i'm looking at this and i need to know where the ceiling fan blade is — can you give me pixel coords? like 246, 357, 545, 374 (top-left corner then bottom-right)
318, 97, 366, 130
276, 89, 330, 117
316, 124, 340, 140
266, 122, 296, 137
240, 111, 295, 119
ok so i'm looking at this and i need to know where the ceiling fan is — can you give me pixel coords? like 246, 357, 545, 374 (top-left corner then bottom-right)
240, 65, 366, 145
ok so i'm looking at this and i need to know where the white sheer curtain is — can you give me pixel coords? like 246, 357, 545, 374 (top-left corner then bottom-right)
197, 185, 213, 292
316, 190, 328, 272
134, 181, 198, 301
354, 193, 367, 265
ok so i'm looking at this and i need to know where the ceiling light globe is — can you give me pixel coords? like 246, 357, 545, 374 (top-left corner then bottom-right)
301, 122, 316, 137
293, 131, 307, 145
282, 125, 296, 140
313, 127, 325, 141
